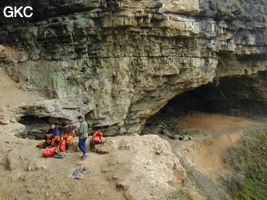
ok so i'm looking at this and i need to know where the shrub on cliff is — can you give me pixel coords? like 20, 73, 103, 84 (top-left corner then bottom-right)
226, 128, 267, 200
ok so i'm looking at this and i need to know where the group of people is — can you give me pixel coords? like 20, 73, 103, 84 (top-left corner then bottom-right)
39, 115, 103, 159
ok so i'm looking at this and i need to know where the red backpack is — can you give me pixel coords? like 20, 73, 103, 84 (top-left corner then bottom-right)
92, 131, 103, 142
42, 147, 58, 157
59, 139, 66, 152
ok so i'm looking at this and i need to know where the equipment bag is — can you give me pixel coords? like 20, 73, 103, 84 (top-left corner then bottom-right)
42, 147, 58, 157
59, 139, 66, 152
37, 141, 48, 149
53, 152, 65, 159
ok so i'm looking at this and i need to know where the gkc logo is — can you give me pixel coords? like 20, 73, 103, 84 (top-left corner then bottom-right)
3, 6, 33, 18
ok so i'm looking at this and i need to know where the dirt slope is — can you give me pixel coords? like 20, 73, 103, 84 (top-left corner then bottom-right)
0, 69, 42, 106
169, 114, 257, 179
175, 114, 252, 132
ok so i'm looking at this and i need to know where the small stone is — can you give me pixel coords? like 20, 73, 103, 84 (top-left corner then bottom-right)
155, 150, 162, 155
67, 192, 72, 197
116, 183, 129, 190
178, 136, 184, 140
9, 118, 17, 123
172, 135, 178, 140
0, 119, 9, 125
75, 173, 84, 179
26, 189, 33, 193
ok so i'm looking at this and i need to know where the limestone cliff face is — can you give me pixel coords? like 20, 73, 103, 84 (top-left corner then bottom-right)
0, 0, 266, 135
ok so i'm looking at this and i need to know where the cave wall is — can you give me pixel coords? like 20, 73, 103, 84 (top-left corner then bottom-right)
0, 0, 266, 135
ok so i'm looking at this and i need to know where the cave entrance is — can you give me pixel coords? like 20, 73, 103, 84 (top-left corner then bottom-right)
17, 116, 70, 139
143, 71, 267, 137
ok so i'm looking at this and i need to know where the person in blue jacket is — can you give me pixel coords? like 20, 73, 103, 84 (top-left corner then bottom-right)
45, 124, 61, 146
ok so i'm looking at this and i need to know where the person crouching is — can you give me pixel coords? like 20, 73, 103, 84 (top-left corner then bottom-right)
61, 122, 75, 153
49, 124, 61, 146
90, 130, 103, 152
38, 123, 60, 148
77, 116, 89, 159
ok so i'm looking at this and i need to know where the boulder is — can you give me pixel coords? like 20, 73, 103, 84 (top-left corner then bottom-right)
96, 135, 186, 200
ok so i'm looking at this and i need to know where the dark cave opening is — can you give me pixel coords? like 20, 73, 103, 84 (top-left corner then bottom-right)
144, 71, 267, 136
17, 116, 71, 139
165, 72, 266, 118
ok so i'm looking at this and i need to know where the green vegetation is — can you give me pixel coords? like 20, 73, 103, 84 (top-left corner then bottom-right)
165, 188, 194, 200
227, 129, 267, 200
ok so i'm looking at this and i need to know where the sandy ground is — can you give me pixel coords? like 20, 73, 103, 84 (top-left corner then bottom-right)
175, 113, 252, 132
168, 114, 259, 179
173, 131, 241, 176
0, 135, 125, 200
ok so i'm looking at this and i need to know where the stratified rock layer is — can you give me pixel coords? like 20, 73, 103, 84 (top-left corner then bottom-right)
0, 0, 266, 135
